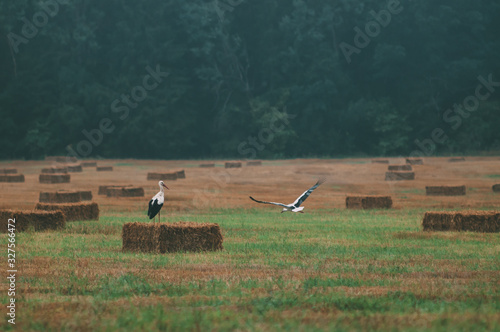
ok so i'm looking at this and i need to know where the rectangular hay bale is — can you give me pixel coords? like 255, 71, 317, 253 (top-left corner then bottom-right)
66, 164, 83, 172
106, 187, 145, 197
423, 211, 500, 232
385, 171, 415, 181
493, 184, 500, 193
97, 166, 113, 171
0, 174, 25, 182
225, 162, 242, 168
41, 167, 68, 174
98, 185, 132, 195
147, 172, 177, 181
426, 185, 466, 196
39, 191, 81, 203
346, 196, 393, 209
406, 158, 424, 165
371, 159, 389, 164
81, 161, 97, 167
0, 168, 17, 174
388, 165, 412, 171
39, 174, 70, 184
35, 202, 99, 221
176, 170, 186, 179
0, 209, 65, 232
122, 222, 223, 253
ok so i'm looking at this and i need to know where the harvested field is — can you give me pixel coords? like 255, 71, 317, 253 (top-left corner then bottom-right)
345, 195, 393, 209
0, 168, 17, 174
225, 162, 242, 168
449, 157, 466, 162
200, 163, 215, 168
493, 184, 500, 193
371, 159, 389, 164
35, 202, 99, 221
0, 209, 65, 232
247, 161, 262, 166
0, 174, 25, 182
176, 170, 186, 179
147, 172, 177, 180
106, 187, 144, 197
423, 211, 500, 232
41, 167, 68, 174
406, 158, 424, 165
67, 164, 83, 172
122, 221, 223, 253
426, 185, 466, 196
39, 174, 70, 184
97, 166, 113, 171
81, 161, 97, 167
388, 165, 412, 171
385, 171, 415, 181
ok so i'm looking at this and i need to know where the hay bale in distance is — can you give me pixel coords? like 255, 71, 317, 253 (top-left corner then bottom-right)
39, 174, 70, 184
45, 156, 77, 163
346, 196, 393, 209
147, 172, 177, 181
176, 170, 186, 179
0, 209, 65, 232
225, 162, 242, 168
39, 191, 81, 203
66, 164, 83, 172
388, 165, 412, 171
97, 166, 113, 172
371, 159, 389, 164
426, 185, 466, 196
406, 158, 424, 165
448, 157, 466, 162
35, 202, 99, 221
423, 211, 500, 232
247, 161, 262, 166
81, 161, 97, 167
200, 163, 215, 168
385, 171, 415, 181
41, 166, 68, 174
98, 185, 132, 195
0, 168, 17, 174
0, 174, 25, 183
492, 184, 500, 193
106, 187, 145, 197
122, 222, 224, 253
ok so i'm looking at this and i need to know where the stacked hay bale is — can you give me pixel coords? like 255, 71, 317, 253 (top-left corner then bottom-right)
97, 166, 113, 171
176, 170, 186, 179
41, 166, 68, 174
81, 161, 97, 167
147, 172, 178, 180
406, 158, 424, 165
493, 184, 500, 193
122, 222, 223, 253
35, 202, 99, 221
371, 159, 389, 164
225, 162, 242, 168
66, 164, 83, 173
247, 161, 262, 166
98, 185, 132, 195
0, 174, 25, 182
106, 187, 144, 197
0, 168, 17, 174
346, 196, 393, 209
423, 211, 500, 232
388, 165, 412, 171
426, 185, 466, 196
0, 209, 65, 232
200, 163, 215, 168
39, 190, 93, 203
39, 174, 70, 184
385, 171, 415, 181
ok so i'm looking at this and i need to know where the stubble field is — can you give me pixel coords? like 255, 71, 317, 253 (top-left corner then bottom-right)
1, 157, 499, 331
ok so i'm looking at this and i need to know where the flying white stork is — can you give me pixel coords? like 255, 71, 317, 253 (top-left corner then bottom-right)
249, 178, 325, 213
148, 180, 169, 222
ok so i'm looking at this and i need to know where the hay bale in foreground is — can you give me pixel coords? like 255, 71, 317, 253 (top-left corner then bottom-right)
247, 161, 262, 166
81, 161, 97, 167
106, 187, 144, 197
122, 222, 223, 253
385, 171, 415, 181
388, 165, 412, 171
0, 168, 17, 174
371, 159, 389, 164
147, 172, 177, 181
35, 202, 99, 221
426, 185, 466, 196
493, 184, 500, 193
225, 162, 242, 168
0, 209, 65, 232
97, 166, 113, 171
41, 166, 68, 174
200, 163, 215, 168
66, 164, 83, 172
423, 211, 500, 232
448, 157, 466, 162
0, 174, 25, 182
176, 170, 186, 179
39, 174, 70, 184
406, 158, 424, 165
346, 196, 393, 209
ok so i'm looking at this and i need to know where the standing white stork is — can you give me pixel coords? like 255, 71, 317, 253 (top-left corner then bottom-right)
148, 180, 169, 222
249, 178, 326, 213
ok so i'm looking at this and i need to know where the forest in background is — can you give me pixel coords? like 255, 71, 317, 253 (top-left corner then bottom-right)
1, 0, 499, 160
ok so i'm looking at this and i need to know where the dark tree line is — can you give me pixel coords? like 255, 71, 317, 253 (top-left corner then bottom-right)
1, 0, 499, 160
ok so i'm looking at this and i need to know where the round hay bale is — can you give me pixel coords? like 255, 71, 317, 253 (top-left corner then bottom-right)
66, 164, 83, 172
247, 161, 262, 166
492, 184, 500, 193
122, 221, 224, 253
225, 162, 242, 168
200, 163, 215, 168
346, 196, 393, 209
106, 187, 145, 197
426, 185, 466, 196
385, 171, 415, 181
39, 174, 70, 184
406, 158, 424, 165
41, 167, 68, 174
147, 172, 177, 181
423, 211, 500, 232
0, 174, 25, 182
0, 168, 17, 174
96, 166, 113, 171
35, 202, 99, 221
388, 165, 412, 171
371, 159, 389, 164
448, 157, 466, 162
0, 209, 65, 232
81, 161, 97, 167
39, 191, 81, 203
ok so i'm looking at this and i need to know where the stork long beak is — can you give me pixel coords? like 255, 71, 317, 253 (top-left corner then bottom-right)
162, 184, 169, 190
